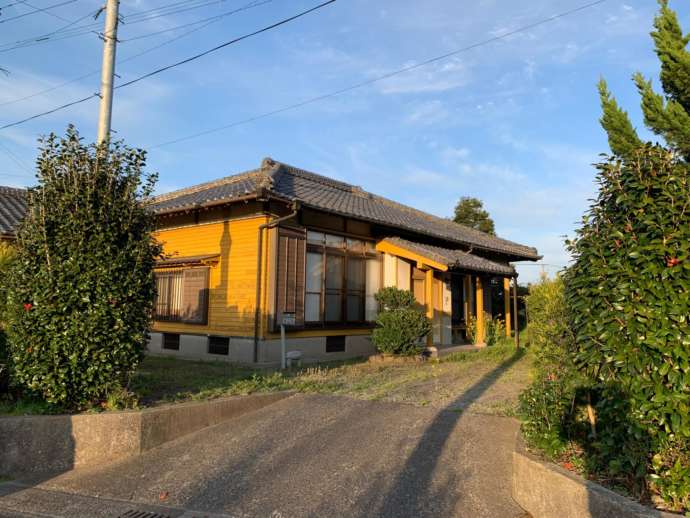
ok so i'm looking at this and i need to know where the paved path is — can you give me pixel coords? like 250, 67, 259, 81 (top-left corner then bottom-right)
1, 393, 525, 518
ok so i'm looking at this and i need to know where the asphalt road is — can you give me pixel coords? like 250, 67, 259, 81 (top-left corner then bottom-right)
0, 393, 525, 518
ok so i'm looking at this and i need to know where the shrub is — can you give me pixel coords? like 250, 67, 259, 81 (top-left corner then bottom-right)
372, 287, 431, 356
519, 276, 581, 456
5, 127, 162, 410
485, 316, 505, 347
466, 312, 504, 346
564, 146, 690, 510
0, 242, 16, 395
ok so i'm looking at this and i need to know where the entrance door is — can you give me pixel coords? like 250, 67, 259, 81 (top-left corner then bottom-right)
450, 274, 465, 344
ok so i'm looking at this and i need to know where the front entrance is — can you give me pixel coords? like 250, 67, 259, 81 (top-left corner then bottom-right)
450, 273, 467, 344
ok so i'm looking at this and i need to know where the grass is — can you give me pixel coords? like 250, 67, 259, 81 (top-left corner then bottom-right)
1, 342, 533, 416
130, 341, 531, 413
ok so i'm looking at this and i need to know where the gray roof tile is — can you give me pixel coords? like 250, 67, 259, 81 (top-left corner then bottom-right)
151, 158, 540, 261
0, 186, 26, 238
380, 237, 516, 276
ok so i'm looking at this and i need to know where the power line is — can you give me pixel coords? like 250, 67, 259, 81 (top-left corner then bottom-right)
0, 0, 264, 107
123, 0, 273, 43
0, 0, 76, 24
0, 141, 30, 172
116, 0, 336, 89
0, 0, 266, 52
18, 0, 71, 21
0, 0, 337, 130
150, 0, 607, 148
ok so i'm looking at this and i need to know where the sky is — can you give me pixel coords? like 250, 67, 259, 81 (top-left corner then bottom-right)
0, 0, 688, 283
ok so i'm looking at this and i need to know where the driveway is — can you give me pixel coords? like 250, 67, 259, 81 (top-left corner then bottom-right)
0, 390, 525, 518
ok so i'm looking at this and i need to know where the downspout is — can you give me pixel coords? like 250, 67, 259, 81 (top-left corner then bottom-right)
253, 201, 300, 363
512, 273, 520, 348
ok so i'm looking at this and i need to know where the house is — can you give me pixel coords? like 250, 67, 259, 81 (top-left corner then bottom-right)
148, 158, 540, 364
0, 187, 27, 242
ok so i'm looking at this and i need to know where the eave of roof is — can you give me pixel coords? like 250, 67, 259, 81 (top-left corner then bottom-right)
379, 237, 516, 276
149, 158, 541, 262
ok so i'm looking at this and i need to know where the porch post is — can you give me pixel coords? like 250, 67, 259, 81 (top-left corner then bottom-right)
503, 277, 511, 337
426, 268, 434, 347
512, 276, 520, 348
475, 276, 485, 344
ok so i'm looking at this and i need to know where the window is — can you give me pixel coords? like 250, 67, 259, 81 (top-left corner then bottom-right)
154, 267, 209, 324
326, 335, 345, 353
163, 333, 180, 351
304, 232, 381, 325
155, 270, 183, 321
208, 336, 229, 355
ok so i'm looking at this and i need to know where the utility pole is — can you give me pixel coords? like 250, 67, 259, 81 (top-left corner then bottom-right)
96, 0, 120, 145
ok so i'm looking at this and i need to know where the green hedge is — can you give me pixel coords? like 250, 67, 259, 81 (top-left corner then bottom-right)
5, 128, 162, 410
564, 146, 690, 510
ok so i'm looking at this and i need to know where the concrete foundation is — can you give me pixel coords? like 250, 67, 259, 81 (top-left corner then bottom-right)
148, 332, 377, 365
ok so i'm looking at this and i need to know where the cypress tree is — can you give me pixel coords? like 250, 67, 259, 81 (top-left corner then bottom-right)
599, 0, 690, 160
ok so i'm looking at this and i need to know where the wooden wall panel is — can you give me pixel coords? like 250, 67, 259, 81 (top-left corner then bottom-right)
152, 216, 269, 337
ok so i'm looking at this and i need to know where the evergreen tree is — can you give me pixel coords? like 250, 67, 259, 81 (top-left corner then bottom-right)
5, 128, 161, 409
452, 196, 496, 235
599, 0, 690, 160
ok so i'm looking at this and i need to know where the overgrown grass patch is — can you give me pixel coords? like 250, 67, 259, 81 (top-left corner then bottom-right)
1, 344, 532, 416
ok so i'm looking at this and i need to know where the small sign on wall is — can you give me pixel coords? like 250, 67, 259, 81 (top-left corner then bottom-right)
281, 312, 296, 327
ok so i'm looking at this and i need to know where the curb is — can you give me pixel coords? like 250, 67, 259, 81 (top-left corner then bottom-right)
0, 391, 293, 477
512, 436, 678, 518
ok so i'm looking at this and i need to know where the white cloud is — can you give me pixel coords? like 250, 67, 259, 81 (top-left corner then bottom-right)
375, 58, 471, 94
405, 100, 449, 125
402, 167, 449, 186
441, 146, 470, 161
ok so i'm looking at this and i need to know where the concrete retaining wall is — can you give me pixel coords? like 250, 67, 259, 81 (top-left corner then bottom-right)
0, 392, 291, 477
512, 438, 676, 518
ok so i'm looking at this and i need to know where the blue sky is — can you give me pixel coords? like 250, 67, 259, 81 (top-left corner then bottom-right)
0, 0, 687, 283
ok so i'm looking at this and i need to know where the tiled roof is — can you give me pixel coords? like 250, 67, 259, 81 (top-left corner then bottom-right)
151, 158, 540, 261
0, 186, 26, 238
380, 237, 516, 276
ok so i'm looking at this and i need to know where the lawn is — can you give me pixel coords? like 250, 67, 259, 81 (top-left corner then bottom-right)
1, 342, 532, 416
131, 342, 531, 415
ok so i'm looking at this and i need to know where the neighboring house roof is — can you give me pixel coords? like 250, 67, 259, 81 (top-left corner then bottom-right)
152, 158, 540, 261
0, 186, 27, 239
379, 237, 516, 276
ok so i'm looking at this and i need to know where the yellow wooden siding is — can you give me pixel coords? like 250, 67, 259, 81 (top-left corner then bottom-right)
153, 216, 268, 336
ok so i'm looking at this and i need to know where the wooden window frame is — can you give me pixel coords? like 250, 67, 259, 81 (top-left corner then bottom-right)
304, 231, 380, 329
154, 266, 209, 325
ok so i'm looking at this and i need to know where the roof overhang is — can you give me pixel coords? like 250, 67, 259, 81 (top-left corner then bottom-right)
377, 237, 516, 276
155, 254, 220, 269
376, 240, 448, 271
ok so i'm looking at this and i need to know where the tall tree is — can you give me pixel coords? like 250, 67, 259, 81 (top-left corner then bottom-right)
599, 0, 690, 160
5, 127, 162, 409
453, 196, 496, 235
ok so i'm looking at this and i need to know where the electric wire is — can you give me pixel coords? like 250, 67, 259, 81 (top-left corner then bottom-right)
0, 0, 269, 102
0, 0, 76, 24
150, 0, 607, 149
0, 1, 260, 107
0, 0, 266, 51
0, 0, 337, 130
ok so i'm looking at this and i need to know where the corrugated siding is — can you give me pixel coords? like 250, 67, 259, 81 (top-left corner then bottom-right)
153, 216, 268, 336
